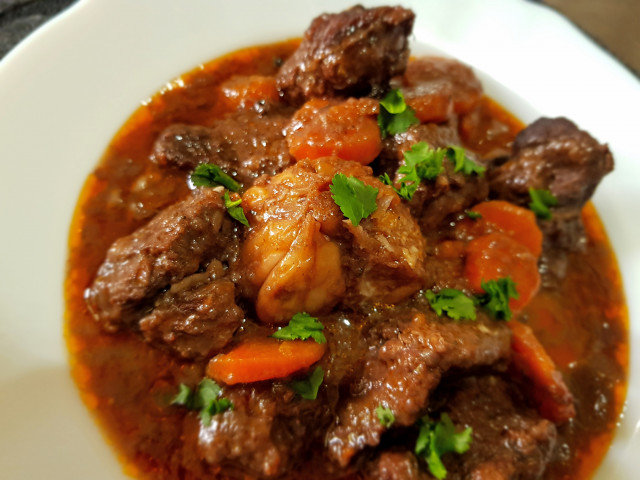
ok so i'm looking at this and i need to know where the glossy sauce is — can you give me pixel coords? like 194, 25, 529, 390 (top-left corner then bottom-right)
65, 40, 628, 479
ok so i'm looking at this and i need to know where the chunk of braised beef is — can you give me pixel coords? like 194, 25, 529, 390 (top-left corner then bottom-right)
151, 109, 293, 187
195, 383, 334, 478
365, 451, 428, 480
325, 310, 511, 467
138, 261, 243, 359
489, 117, 613, 252
378, 123, 489, 232
276, 5, 415, 104
85, 189, 229, 331
436, 375, 557, 480
395, 56, 483, 123
490, 117, 613, 208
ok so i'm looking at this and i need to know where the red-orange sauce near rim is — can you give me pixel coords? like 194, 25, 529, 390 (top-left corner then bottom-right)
64, 39, 628, 480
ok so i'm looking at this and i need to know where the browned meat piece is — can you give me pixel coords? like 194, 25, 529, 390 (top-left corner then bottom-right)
365, 451, 428, 480
277, 5, 414, 104
152, 124, 217, 169
490, 117, 613, 208
490, 117, 613, 252
85, 189, 229, 331
439, 375, 557, 480
151, 109, 293, 186
195, 384, 332, 478
379, 123, 489, 232
138, 261, 243, 359
325, 310, 511, 466
396, 57, 483, 122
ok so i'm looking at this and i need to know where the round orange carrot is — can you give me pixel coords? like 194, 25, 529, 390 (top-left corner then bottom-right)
221, 75, 279, 110
287, 98, 382, 165
470, 200, 542, 257
509, 320, 576, 423
207, 337, 326, 385
465, 232, 540, 312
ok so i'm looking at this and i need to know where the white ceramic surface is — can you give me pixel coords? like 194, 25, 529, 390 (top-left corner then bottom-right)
0, 0, 638, 478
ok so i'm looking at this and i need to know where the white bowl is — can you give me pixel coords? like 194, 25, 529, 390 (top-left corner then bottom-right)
0, 0, 638, 478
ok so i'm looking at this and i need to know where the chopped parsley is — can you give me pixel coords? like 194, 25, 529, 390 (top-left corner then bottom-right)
272, 312, 326, 344
528, 188, 558, 220
377, 89, 419, 138
290, 366, 324, 400
190, 163, 241, 192
415, 413, 473, 479
446, 146, 485, 176
223, 191, 249, 227
382, 142, 445, 201
425, 289, 476, 321
330, 173, 379, 226
376, 405, 395, 428
465, 210, 482, 220
171, 379, 233, 426
477, 277, 519, 321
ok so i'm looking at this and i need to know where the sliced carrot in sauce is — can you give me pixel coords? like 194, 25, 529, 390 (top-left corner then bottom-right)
509, 320, 576, 424
221, 75, 279, 110
287, 98, 382, 164
405, 93, 452, 123
207, 337, 326, 385
470, 200, 543, 256
465, 232, 540, 312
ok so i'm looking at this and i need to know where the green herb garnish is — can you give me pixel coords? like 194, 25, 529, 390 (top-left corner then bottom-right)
382, 142, 446, 201
290, 366, 324, 400
171, 379, 233, 426
425, 289, 476, 321
191, 163, 241, 191
528, 188, 558, 220
465, 210, 482, 220
330, 173, 379, 226
377, 89, 419, 138
446, 146, 485, 176
223, 191, 249, 227
376, 405, 395, 428
415, 413, 473, 479
272, 312, 326, 344
477, 277, 519, 321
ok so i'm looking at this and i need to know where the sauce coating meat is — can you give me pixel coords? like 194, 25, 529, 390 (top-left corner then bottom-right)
65, 5, 627, 480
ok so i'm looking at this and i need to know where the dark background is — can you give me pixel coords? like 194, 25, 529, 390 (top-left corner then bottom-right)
0, 0, 638, 77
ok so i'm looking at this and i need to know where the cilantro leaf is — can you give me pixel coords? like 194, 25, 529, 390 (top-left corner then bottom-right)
383, 142, 445, 201
171, 379, 233, 426
191, 163, 241, 192
380, 172, 416, 201
465, 210, 482, 220
330, 173, 379, 226
425, 289, 476, 321
376, 405, 395, 428
528, 188, 558, 220
290, 366, 324, 400
377, 89, 419, 138
477, 277, 519, 321
446, 146, 485, 176
223, 191, 249, 227
171, 384, 193, 406
272, 312, 326, 344
415, 413, 473, 479
402, 142, 445, 181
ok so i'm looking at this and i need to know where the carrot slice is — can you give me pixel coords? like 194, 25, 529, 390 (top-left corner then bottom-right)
465, 232, 540, 312
405, 93, 452, 123
221, 75, 279, 110
470, 200, 543, 256
287, 98, 382, 164
509, 320, 576, 424
207, 337, 326, 385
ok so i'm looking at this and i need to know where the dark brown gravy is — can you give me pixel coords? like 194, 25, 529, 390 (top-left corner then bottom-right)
65, 40, 628, 480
